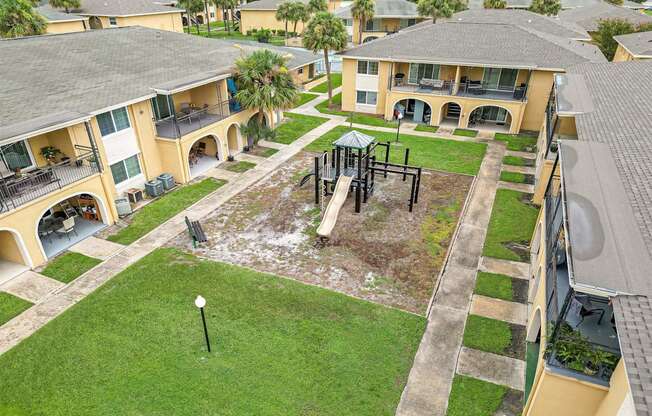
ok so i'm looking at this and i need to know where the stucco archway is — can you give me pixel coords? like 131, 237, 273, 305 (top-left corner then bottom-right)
527, 308, 542, 343
439, 101, 462, 128
89, 16, 103, 29
0, 227, 32, 284
188, 135, 221, 178
393, 98, 432, 124
468, 105, 513, 133
227, 123, 241, 155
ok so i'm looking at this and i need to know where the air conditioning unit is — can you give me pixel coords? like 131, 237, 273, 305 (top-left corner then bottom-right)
115, 198, 133, 217
145, 179, 164, 198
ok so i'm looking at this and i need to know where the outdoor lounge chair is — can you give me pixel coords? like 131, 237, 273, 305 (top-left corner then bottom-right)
56, 217, 78, 241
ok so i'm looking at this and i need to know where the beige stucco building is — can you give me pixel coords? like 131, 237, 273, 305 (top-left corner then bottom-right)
526, 62, 652, 416
239, 0, 342, 34
0, 27, 319, 278
339, 16, 605, 134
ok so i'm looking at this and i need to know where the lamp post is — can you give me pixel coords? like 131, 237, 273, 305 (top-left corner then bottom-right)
194, 295, 211, 352
395, 111, 404, 143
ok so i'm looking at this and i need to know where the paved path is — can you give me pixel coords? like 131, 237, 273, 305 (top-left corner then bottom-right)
396, 142, 505, 416
0, 271, 64, 304
457, 347, 526, 391
68, 236, 124, 261
498, 180, 535, 194
0, 117, 343, 355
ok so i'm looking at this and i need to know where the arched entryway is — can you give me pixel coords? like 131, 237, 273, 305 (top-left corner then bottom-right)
394, 99, 431, 124
227, 124, 240, 155
182, 16, 188, 27
189, 135, 221, 178
196, 15, 204, 24
468, 105, 512, 133
36, 193, 109, 260
0, 228, 30, 284
525, 308, 542, 402
440, 102, 461, 128
244, 112, 270, 148
89, 16, 103, 29
363, 36, 378, 43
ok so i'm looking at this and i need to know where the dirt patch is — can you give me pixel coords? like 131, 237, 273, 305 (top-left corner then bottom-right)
246, 146, 278, 158
497, 388, 524, 416
512, 278, 529, 304
506, 324, 527, 360
167, 152, 472, 314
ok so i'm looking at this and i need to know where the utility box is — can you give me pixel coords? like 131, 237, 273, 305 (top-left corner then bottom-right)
145, 179, 164, 198
157, 173, 175, 190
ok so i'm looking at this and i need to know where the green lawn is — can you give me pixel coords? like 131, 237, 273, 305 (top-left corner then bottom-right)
447, 374, 508, 416
305, 126, 487, 175
494, 133, 538, 152
414, 125, 439, 133
273, 112, 329, 144
463, 315, 512, 355
188, 27, 285, 45
474, 272, 514, 302
645, 9, 652, 15
0, 292, 32, 326
453, 128, 478, 137
224, 160, 256, 172
41, 252, 102, 284
483, 189, 538, 262
500, 171, 526, 184
315, 92, 343, 115
187, 21, 226, 35
524, 342, 540, 403
310, 73, 342, 93
502, 156, 532, 167
315, 93, 398, 128
258, 147, 279, 157
107, 178, 225, 245
0, 248, 426, 415
294, 92, 319, 107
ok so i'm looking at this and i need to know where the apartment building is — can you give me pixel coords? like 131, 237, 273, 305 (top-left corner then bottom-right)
37, 0, 185, 33
0, 27, 319, 278
239, 0, 342, 34
339, 17, 605, 134
334, 0, 425, 44
526, 61, 652, 416
613, 31, 652, 61
558, 1, 652, 33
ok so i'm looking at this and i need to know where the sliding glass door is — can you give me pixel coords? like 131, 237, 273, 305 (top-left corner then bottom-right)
0, 141, 36, 177
151, 94, 173, 121
482, 68, 518, 91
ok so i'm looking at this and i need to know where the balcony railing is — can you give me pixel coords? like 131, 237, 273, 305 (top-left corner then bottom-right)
154, 99, 242, 139
390, 79, 528, 102
0, 146, 101, 214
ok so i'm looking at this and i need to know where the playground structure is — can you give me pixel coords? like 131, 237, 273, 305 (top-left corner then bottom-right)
307, 131, 423, 239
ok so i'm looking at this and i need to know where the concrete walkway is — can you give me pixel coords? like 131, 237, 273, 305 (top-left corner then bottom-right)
396, 142, 505, 416
68, 236, 124, 261
498, 181, 535, 194
0, 271, 64, 304
457, 347, 526, 391
0, 117, 343, 355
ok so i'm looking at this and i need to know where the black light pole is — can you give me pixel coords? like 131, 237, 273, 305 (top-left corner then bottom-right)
395, 112, 403, 143
194, 295, 211, 352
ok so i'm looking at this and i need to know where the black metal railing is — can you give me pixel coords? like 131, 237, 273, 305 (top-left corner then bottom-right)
0, 146, 100, 214
391, 79, 456, 96
154, 99, 243, 139
390, 79, 528, 101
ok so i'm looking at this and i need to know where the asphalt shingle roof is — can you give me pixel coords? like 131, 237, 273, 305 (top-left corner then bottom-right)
559, 1, 652, 31
615, 31, 652, 57
44, 0, 183, 17
36, 4, 87, 22
341, 21, 605, 69
240, 0, 309, 11
0, 26, 319, 142
467, 0, 646, 10
334, 0, 419, 19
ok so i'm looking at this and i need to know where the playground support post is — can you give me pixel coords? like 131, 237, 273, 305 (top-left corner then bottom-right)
314, 156, 320, 205
384, 141, 390, 178
415, 167, 422, 204
355, 148, 362, 213
409, 174, 416, 212
403, 148, 410, 181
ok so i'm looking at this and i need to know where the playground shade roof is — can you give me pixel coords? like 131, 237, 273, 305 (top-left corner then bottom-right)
333, 131, 376, 149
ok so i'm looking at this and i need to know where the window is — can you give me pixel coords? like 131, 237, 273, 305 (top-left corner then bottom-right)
0, 140, 35, 176
343, 18, 353, 27
356, 90, 377, 105
151, 95, 172, 121
97, 107, 131, 137
365, 19, 381, 32
110, 155, 142, 185
399, 18, 417, 28
482, 68, 518, 90
408, 63, 440, 84
109, 17, 117, 26
298, 67, 304, 74
357, 60, 378, 75
210, 12, 215, 18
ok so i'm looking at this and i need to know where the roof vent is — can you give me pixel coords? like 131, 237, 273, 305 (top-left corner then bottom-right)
527, 19, 532, 23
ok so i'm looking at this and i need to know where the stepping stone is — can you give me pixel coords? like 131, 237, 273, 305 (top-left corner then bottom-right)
502, 164, 535, 175
457, 347, 525, 391
470, 295, 528, 326
0, 271, 64, 303
504, 150, 535, 159
498, 181, 534, 194
257, 140, 286, 149
479, 257, 529, 280
68, 236, 123, 261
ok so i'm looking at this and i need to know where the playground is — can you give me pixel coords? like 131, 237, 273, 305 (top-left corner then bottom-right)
170, 132, 472, 314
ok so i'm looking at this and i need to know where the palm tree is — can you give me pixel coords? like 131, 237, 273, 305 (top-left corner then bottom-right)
240, 120, 277, 148
529, 0, 561, 16
203, 0, 211, 35
0, 0, 47, 38
307, 0, 328, 13
351, 0, 374, 44
483, 0, 506, 8
302, 12, 347, 107
234, 49, 298, 147
179, 0, 204, 33
49, 0, 80, 13
288, 1, 309, 35
276, 1, 292, 40
417, 0, 466, 23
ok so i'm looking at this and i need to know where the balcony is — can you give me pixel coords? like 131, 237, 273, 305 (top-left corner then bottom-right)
155, 100, 242, 139
0, 146, 100, 214
390, 78, 528, 102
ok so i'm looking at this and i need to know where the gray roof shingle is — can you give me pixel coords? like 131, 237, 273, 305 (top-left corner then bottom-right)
334, 0, 419, 19
240, 0, 309, 11
36, 4, 87, 22
559, 1, 652, 31
341, 21, 605, 69
614, 31, 652, 57
467, 0, 647, 10
44, 0, 183, 17
0, 26, 319, 142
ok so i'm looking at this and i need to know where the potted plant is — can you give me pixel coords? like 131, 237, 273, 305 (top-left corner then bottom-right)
227, 154, 235, 162
40, 146, 61, 165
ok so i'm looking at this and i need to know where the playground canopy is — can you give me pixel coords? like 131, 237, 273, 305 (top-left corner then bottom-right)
332, 131, 375, 149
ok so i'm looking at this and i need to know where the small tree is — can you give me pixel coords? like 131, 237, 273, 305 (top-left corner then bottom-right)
179, 0, 204, 33
417, 0, 466, 23
234, 49, 298, 147
604, 0, 624, 5
49, 0, 80, 13
351, 0, 374, 44
594, 18, 636, 60
0, 0, 47, 38
288, 1, 309, 35
307, 0, 328, 13
276, 1, 293, 40
483, 0, 506, 8
302, 12, 347, 107
529, 0, 561, 16
240, 120, 277, 148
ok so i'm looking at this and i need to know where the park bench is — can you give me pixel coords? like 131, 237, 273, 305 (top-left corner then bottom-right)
185, 216, 207, 248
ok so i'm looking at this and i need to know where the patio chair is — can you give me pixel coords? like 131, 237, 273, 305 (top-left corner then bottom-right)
574, 294, 606, 328
55, 217, 78, 241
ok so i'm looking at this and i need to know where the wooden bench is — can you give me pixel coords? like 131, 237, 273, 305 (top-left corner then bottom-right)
185, 216, 207, 248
